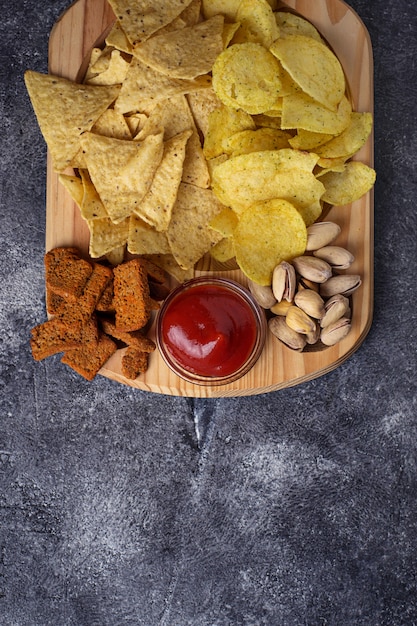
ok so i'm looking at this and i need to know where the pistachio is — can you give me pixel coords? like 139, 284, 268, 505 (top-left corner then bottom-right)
272, 261, 296, 302
270, 299, 293, 316
297, 276, 320, 293
286, 305, 316, 335
292, 255, 333, 283
294, 289, 325, 319
320, 294, 350, 328
313, 246, 354, 270
320, 274, 361, 298
248, 280, 277, 309
306, 221, 341, 251
306, 322, 320, 345
320, 317, 351, 346
268, 316, 306, 351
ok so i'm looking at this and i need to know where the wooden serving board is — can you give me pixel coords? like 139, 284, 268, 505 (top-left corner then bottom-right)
46, 0, 374, 397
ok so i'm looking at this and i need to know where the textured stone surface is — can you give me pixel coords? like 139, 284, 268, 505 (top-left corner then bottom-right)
1, 0, 417, 624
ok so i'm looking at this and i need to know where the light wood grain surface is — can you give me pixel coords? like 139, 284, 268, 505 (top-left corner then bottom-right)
46, 0, 374, 397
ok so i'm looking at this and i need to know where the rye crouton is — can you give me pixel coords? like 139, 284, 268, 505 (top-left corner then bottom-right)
121, 347, 149, 380
44, 247, 92, 299
61, 332, 117, 381
100, 318, 156, 352
30, 315, 98, 361
113, 258, 151, 331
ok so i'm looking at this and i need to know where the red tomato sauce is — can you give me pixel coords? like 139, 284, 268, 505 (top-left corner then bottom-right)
160, 283, 258, 377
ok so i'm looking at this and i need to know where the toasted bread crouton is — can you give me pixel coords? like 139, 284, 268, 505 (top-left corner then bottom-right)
46, 288, 66, 315
61, 332, 117, 381
95, 278, 115, 312
45, 247, 92, 299
139, 257, 166, 284
30, 315, 98, 361
121, 347, 149, 379
113, 258, 151, 331
100, 318, 156, 352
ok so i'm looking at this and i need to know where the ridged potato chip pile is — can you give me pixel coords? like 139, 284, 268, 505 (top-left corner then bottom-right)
24, 0, 375, 287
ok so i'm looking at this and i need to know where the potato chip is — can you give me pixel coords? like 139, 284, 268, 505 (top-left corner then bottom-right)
203, 104, 256, 159
222, 23, 241, 47
127, 216, 171, 255
80, 131, 164, 223
167, 183, 224, 269
210, 237, 236, 262
107, 0, 196, 46
132, 16, 224, 80
202, 0, 241, 21
232, 0, 279, 48
211, 149, 324, 215
212, 43, 283, 114
320, 161, 376, 205
224, 127, 291, 156
314, 112, 373, 159
209, 206, 238, 236
114, 57, 212, 114
233, 199, 307, 285
133, 129, 192, 230
88, 217, 130, 258
270, 35, 345, 110
316, 156, 348, 174
289, 128, 334, 150
24, 70, 120, 172
274, 11, 323, 42
281, 93, 352, 135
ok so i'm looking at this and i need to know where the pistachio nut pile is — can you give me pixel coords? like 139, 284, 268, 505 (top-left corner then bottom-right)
248, 221, 361, 351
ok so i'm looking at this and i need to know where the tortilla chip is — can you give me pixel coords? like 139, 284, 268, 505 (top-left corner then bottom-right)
107, 0, 196, 46
79, 169, 108, 220
132, 16, 224, 80
167, 183, 224, 269
85, 49, 130, 86
105, 21, 133, 54
133, 129, 192, 230
127, 216, 171, 255
58, 174, 84, 207
24, 70, 120, 172
91, 108, 132, 139
88, 217, 130, 258
114, 57, 212, 114
80, 131, 164, 223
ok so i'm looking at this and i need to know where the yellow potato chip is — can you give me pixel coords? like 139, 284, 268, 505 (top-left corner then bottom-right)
167, 183, 224, 269
320, 161, 376, 205
127, 216, 171, 255
211, 148, 324, 214
88, 217, 130, 258
314, 112, 373, 159
224, 127, 291, 156
212, 43, 283, 114
289, 128, 334, 150
316, 156, 348, 173
222, 23, 241, 47
202, 0, 241, 21
281, 93, 352, 135
203, 104, 256, 159
274, 11, 323, 42
270, 35, 345, 110
209, 206, 239, 236
233, 198, 307, 285
114, 57, 212, 114
80, 131, 164, 223
24, 70, 120, 172
107, 0, 196, 46
210, 237, 236, 262
232, 0, 279, 47
132, 16, 224, 80
133, 129, 192, 230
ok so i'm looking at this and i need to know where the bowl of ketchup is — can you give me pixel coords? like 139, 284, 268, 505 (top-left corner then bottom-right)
156, 277, 267, 385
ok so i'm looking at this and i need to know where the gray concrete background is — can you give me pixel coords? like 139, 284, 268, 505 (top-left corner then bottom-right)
1, 0, 416, 624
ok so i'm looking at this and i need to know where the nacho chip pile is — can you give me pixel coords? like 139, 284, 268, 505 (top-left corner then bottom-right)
24, 0, 376, 288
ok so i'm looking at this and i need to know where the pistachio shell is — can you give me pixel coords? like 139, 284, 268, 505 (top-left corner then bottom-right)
268, 316, 306, 351
313, 246, 354, 270
286, 306, 316, 335
270, 299, 293, 316
272, 261, 296, 302
294, 289, 325, 319
320, 274, 361, 298
320, 317, 351, 346
320, 293, 350, 328
248, 280, 277, 309
306, 221, 341, 251
292, 255, 332, 283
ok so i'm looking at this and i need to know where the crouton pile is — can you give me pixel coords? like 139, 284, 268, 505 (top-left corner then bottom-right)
30, 247, 167, 380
